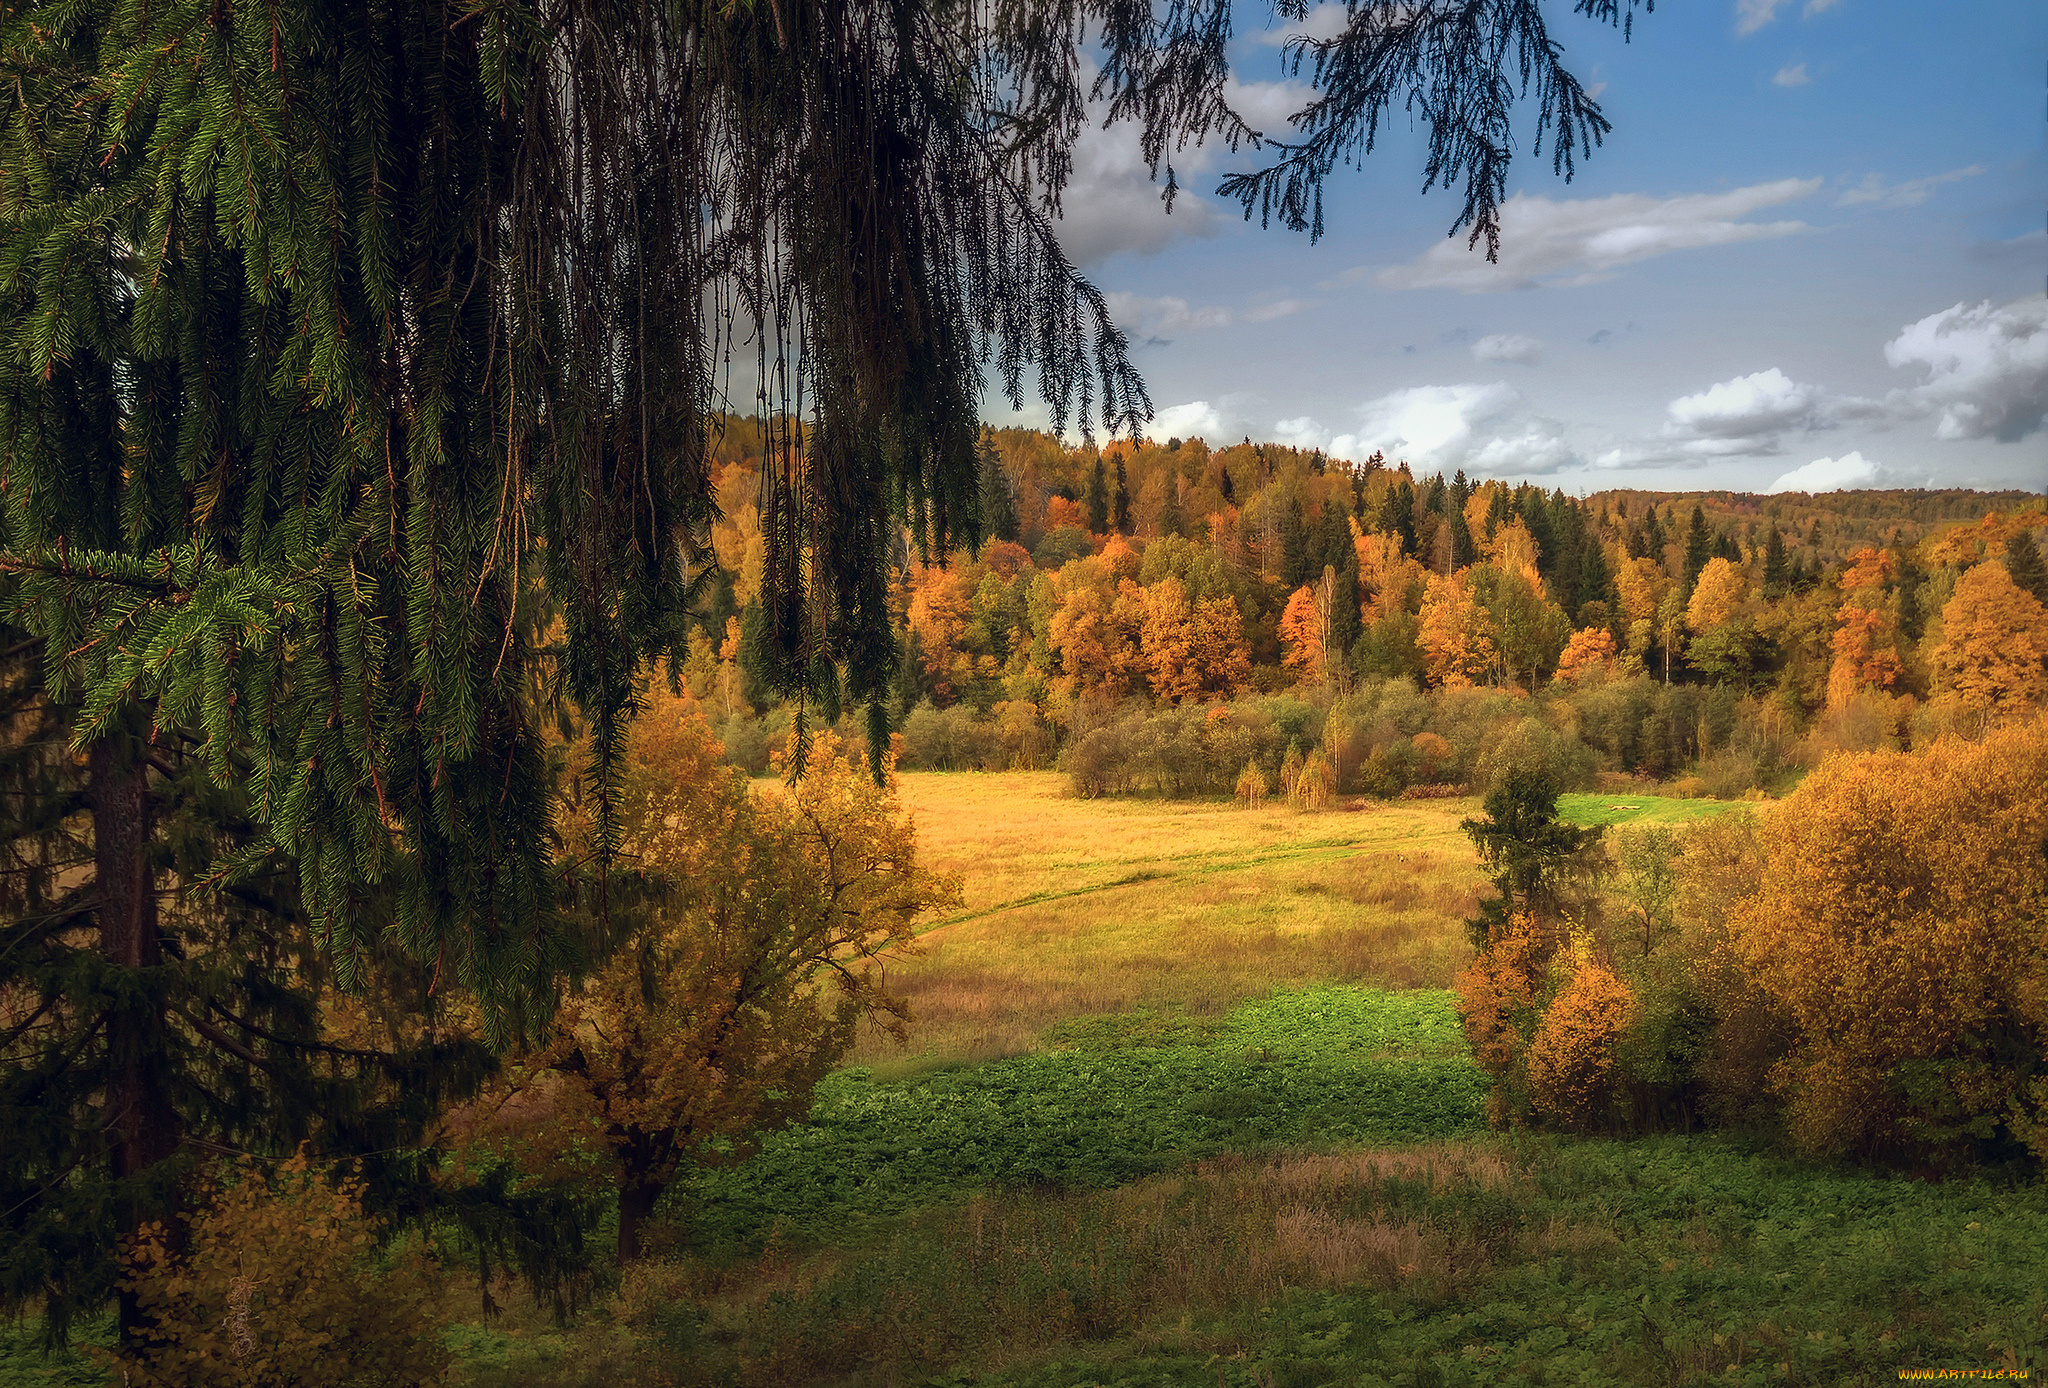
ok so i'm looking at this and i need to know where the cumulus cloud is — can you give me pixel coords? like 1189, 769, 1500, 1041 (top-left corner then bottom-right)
1151, 400, 1239, 443
1052, 120, 1225, 265
1472, 333, 1544, 364
1884, 297, 2048, 443
1836, 165, 1986, 210
1766, 451, 1884, 494
1772, 63, 1810, 87
1664, 367, 1826, 453
1261, 381, 1581, 474
1373, 179, 1820, 293
1354, 383, 1519, 461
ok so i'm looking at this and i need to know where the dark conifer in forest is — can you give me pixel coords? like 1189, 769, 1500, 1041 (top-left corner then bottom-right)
1087, 458, 1113, 534
1683, 504, 1713, 594
980, 442, 1021, 544
1282, 497, 1312, 589
2006, 531, 2048, 605
1762, 527, 1789, 597
1113, 456, 1134, 535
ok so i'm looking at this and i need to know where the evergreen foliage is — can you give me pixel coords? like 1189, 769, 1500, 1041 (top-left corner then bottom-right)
1460, 771, 1603, 951
0, 0, 1653, 1345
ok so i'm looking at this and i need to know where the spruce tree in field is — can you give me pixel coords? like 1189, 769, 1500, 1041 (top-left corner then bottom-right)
0, 0, 1649, 1342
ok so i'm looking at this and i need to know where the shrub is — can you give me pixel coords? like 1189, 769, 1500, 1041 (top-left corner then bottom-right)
1526, 957, 1635, 1131
110, 1155, 448, 1388
1728, 715, 2048, 1163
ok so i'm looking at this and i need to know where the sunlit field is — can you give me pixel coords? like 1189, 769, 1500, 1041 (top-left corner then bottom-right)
847, 772, 1487, 1070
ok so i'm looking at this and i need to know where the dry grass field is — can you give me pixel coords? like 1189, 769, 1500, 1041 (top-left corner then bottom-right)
846, 772, 1487, 1071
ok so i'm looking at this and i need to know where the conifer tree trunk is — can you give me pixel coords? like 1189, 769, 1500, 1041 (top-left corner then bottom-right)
88, 729, 176, 1342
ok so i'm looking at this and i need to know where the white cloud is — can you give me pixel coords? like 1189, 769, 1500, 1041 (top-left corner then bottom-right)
1354, 383, 1519, 463
1766, 451, 1883, 494
1836, 165, 1986, 210
1052, 120, 1220, 266
1151, 400, 1237, 443
1665, 367, 1825, 451
1471, 333, 1544, 364
1104, 292, 1232, 341
1772, 63, 1810, 87
1734, 0, 1789, 35
1466, 422, 1579, 476
1374, 179, 1820, 293
1884, 297, 2048, 443
1803, 0, 1843, 15
1222, 78, 1317, 141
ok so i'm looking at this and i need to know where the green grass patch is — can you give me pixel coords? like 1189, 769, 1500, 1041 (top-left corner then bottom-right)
678, 987, 1486, 1252
651, 1135, 2048, 1388
1554, 793, 1752, 829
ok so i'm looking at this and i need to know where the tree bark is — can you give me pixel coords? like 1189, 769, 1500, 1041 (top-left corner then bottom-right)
90, 731, 176, 1344
616, 1178, 664, 1266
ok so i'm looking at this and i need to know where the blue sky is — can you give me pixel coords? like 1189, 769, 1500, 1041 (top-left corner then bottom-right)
1021, 0, 2048, 495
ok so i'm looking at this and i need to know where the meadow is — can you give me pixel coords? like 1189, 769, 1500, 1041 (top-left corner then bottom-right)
436, 775, 2045, 1387
10, 776, 2044, 1387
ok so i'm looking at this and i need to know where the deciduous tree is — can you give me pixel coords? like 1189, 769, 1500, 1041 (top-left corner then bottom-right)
1931, 561, 2048, 721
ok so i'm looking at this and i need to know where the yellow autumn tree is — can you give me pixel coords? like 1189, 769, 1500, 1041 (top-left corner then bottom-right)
1930, 560, 2048, 722
1525, 958, 1635, 1132
491, 706, 960, 1263
1685, 556, 1746, 634
113, 1154, 447, 1388
1725, 718, 2048, 1161
1486, 518, 1545, 597
1613, 555, 1668, 668
1417, 569, 1498, 687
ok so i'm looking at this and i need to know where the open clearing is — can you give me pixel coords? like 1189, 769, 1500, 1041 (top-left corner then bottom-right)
852, 773, 1489, 1069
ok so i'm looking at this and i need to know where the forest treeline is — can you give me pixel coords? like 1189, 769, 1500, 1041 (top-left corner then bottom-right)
690, 418, 2048, 794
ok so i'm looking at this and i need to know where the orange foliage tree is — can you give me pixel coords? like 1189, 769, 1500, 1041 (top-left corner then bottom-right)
1931, 560, 2048, 722
1553, 626, 1617, 682
1417, 569, 1497, 687
1140, 576, 1251, 702
1725, 718, 2048, 1161
1278, 574, 1334, 683
1826, 547, 1902, 708
494, 705, 960, 1262
1525, 956, 1635, 1130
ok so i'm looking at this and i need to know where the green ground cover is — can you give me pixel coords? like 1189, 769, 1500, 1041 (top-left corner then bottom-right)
682, 987, 1487, 1253
1553, 793, 1754, 829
